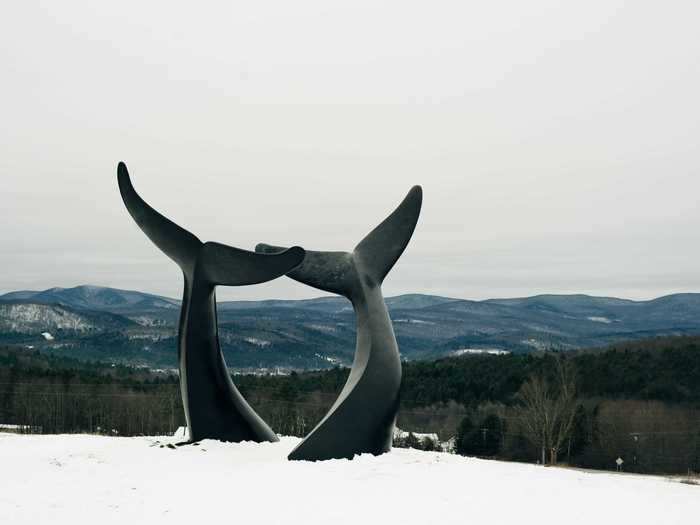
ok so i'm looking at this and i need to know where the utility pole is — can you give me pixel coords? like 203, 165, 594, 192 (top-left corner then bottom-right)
632, 433, 639, 471
169, 394, 175, 434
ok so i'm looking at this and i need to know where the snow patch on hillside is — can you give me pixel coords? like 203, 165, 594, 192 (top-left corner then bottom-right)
314, 353, 341, 364
0, 304, 93, 332
452, 348, 510, 356
1, 434, 697, 525
588, 316, 613, 324
244, 337, 271, 347
129, 316, 168, 327
306, 324, 337, 332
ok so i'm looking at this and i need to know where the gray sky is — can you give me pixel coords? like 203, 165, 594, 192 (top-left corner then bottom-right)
2, 1, 700, 301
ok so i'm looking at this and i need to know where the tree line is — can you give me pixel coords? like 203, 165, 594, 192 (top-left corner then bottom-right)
1, 336, 699, 474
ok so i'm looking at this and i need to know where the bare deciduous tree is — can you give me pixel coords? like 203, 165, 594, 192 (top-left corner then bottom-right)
517, 355, 578, 465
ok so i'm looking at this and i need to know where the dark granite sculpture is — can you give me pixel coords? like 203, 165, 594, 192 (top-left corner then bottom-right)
257, 185, 422, 460
117, 162, 304, 443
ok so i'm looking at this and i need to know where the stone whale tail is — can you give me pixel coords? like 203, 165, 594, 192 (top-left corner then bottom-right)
117, 161, 305, 443
117, 161, 305, 285
256, 184, 422, 299
257, 185, 422, 460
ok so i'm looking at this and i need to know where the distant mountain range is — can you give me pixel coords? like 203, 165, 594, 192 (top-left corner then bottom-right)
1, 285, 700, 370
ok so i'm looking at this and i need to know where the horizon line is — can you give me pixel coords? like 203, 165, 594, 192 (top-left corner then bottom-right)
1, 283, 699, 305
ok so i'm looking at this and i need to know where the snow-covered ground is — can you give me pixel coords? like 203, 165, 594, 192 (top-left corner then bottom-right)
1, 434, 697, 525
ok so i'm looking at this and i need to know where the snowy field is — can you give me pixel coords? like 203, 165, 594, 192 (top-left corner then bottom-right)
1, 434, 697, 525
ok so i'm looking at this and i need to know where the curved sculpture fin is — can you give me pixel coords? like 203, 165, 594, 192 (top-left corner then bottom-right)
117, 162, 202, 274
201, 242, 305, 286
255, 245, 355, 297
353, 185, 422, 285
256, 185, 422, 295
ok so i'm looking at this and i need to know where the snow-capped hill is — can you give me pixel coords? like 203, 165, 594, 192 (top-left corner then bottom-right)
0, 285, 179, 314
0, 302, 134, 333
0, 303, 96, 332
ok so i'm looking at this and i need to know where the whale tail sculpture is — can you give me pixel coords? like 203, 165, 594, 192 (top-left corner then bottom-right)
118, 162, 305, 442
257, 185, 422, 460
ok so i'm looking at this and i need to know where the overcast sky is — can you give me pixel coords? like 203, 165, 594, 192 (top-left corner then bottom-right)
2, 1, 699, 301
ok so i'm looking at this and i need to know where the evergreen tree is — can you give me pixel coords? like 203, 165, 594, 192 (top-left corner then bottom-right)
566, 404, 589, 461
455, 416, 477, 456
405, 432, 421, 449
476, 413, 504, 457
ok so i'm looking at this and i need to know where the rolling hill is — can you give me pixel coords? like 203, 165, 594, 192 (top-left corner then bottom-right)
1, 285, 699, 370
